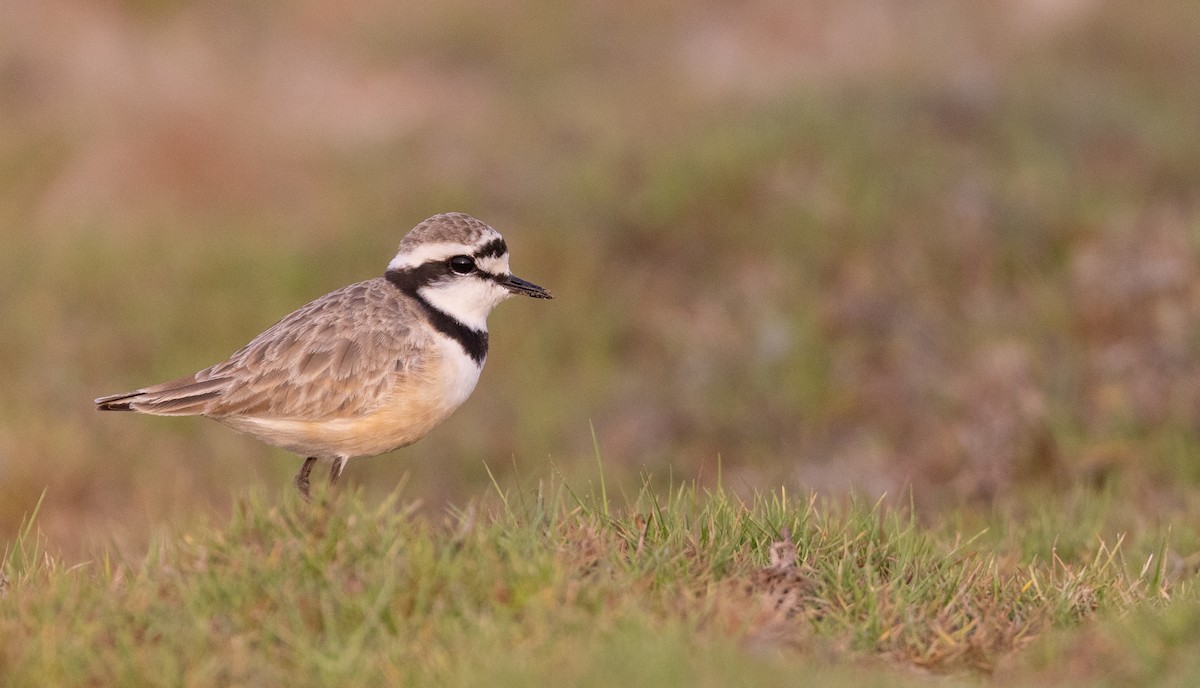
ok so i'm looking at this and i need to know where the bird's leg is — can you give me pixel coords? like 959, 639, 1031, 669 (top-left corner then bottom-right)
329, 456, 348, 487
294, 457, 318, 501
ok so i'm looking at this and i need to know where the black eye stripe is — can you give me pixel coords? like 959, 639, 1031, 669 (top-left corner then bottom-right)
386, 261, 505, 297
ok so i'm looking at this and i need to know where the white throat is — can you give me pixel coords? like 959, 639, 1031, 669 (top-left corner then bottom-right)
418, 278, 510, 332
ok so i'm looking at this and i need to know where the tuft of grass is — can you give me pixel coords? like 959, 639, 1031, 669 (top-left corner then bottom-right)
0, 479, 1173, 686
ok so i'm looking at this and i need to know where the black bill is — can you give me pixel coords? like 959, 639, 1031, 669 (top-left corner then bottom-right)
503, 274, 553, 299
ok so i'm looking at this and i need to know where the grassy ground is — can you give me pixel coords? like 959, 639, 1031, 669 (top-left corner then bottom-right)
6, 0, 1200, 684
0, 478, 1184, 686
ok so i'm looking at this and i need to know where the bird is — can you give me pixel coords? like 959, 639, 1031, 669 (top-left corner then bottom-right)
94, 212, 552, 499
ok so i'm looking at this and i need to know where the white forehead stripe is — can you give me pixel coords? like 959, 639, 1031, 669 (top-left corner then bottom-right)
387, 242, 477, 271
475, 254, 510, 276
387, 234, 512, 274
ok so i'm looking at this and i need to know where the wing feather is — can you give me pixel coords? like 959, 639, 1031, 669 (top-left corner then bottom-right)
95, 278, 426, 421
202, 279, 422, 419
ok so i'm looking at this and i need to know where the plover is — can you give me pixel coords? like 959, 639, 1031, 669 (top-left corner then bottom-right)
95, 212, 552, 498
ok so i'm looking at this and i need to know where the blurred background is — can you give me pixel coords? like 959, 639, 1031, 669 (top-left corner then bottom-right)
4, 0, 1200, 557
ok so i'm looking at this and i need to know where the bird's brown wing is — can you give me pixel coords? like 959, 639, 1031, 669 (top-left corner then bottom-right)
95, 279, 428, 420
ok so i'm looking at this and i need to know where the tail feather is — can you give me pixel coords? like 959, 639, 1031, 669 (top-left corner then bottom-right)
94, 375, 230, 416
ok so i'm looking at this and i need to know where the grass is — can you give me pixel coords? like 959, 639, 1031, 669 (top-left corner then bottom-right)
0, 476, 1185, 686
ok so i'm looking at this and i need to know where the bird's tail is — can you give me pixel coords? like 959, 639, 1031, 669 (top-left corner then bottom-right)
94, 374, 228, 416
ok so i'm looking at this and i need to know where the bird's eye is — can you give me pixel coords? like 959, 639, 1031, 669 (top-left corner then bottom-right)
449, 255, 476, 274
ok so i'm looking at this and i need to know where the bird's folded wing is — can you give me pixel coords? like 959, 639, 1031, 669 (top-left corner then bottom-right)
202, 280, 423, 420
100, 279, 425, 420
